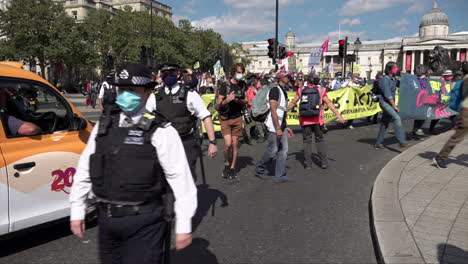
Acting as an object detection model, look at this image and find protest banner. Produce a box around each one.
[398,74,457,120]
[201,85,382,132]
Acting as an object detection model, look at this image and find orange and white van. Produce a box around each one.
[0,62,93,235]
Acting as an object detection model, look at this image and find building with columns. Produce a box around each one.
[244,1,467,79]
[0,0,172,22]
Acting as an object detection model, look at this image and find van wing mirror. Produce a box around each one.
[71,115,88,131]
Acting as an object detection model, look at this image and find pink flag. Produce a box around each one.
[321,36,329,53]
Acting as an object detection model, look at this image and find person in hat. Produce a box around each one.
[98,72,117,111]
[153,62,217,182]
[69,63,197,264]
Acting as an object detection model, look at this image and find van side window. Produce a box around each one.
[0,79,73,137]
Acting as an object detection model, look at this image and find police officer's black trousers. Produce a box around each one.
[183,135,200,182]
[97,207,167,264]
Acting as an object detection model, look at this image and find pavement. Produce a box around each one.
[372,131,468,264]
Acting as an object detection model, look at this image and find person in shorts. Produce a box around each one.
[216,63,248,181]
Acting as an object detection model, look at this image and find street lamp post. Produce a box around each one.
[352,37,362,75]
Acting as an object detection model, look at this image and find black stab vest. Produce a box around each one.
[89,110,167,203]
[156,86,196,137]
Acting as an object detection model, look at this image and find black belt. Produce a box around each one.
[97,200,162,218]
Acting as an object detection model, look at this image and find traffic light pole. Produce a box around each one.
[275,0,279,71]
[342,36,348,78]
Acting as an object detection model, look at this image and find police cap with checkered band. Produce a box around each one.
[112,63,154,87]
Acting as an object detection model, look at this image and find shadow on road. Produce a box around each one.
[192,184,228,232]
[171,238,218,264]
[0,218,97,257]
[236,156,255,170]
[419,151,468,168]
[438,243,468,263]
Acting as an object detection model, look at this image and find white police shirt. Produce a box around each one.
[69,107,197,234]
[146,83,211,120]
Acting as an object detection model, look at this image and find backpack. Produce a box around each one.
[449,80,464,112]
[371,80,381,95]
[214,81,231,114]
[299,86,322,117]
[252,83,277,122]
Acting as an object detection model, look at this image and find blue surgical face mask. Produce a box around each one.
[235,73,243,81]
[163,75,178,87]
[116,91,142,114]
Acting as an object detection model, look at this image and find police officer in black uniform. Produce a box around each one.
[98,72,117,111]
[70,63,197,264]
[154,63,217,181]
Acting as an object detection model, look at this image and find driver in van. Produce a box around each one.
[0,87,41,136]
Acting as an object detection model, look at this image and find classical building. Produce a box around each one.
[0,0,172,21]
[244,0,468,79]
[54,0,172,22]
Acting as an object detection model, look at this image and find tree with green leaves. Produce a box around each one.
[0,0,76,79]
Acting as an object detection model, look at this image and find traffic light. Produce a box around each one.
[278,46,287,59]
[338,39,345,58]
[267,38,275,58]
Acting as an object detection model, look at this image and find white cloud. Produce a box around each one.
[339,18,361,26]
[298,30,366,44]
[383,18,409,32]
[339,0,421,16]
[224,0,304,9]
[405,2,425,14]
[191,10,274,41]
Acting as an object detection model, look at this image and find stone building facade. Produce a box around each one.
[244,1,468,79]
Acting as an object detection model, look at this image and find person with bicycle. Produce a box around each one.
[154,63,217,182]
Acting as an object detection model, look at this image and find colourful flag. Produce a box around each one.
[219,67,225,78]
[213,60,221,75]
[193,61,200,69]
[321,36,330,53]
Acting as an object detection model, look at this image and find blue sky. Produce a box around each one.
[165,0,468,44]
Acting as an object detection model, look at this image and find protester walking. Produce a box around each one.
[374,61,410,149]
[433,61,468,168]
[255,74,294,182]
[287,75,345,169]
[216,63,248,181]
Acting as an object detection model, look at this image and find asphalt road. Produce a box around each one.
[0,94,452,264]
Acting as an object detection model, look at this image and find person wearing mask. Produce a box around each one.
[295,72,305,91]
[433,61,468,168]
[287,75,345,169]
[69,63,197,264]
[256,74,294,182]
[341,74,361,129]
[374,62,409,149]
[155,63,217,182]
[217,63,248,181]
[330,76,343,91]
